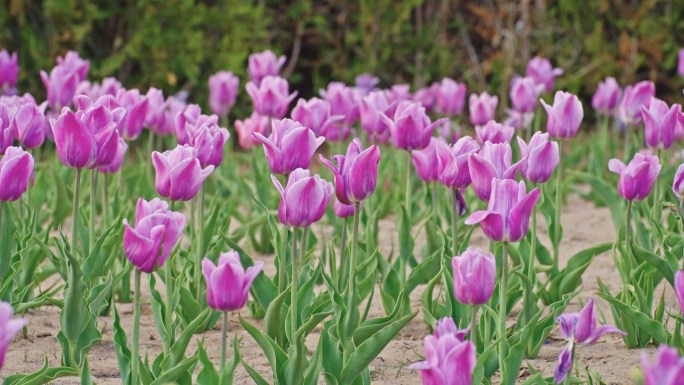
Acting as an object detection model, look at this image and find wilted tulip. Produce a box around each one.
[234,112,269,149]
[469,92,498,126]
[320,82,360,128]
[675,271,684,317]
[98,138,127,174]
[253,118,324,175]
[0,146,34,202]
[541,91,583,140]
[123,198,185,273]
[381,101,446,151]
[0,301,25,371]
[557,297,625,345]
[617,80,656,127]
[409,333,476,385]
[468,142,520,201]
[9,101,45,149]
[209,71,239,117]
[475,120,514,144]
[592,77,621,117]
[271,168,333,228]
[360,91,393,143]
[553,343,574,384]
[291,97,342,138]
[433,317,469,340]
[436,78,467,116]
[526,56,563,92]
[246,76,298,119]
[203,251,264,312]
[510,76,544,114]
[517,131,559,184]
[642,97,681,150]
[452,248,496,305]
[184,119,230,168]
[115,89,149,141]
[151,144,215,201]
[640,345,684,385]
[465,179,540,243]
[436,136,479,189]
[0,50,18,95]
[248,50,286,86]
[354,73,380,95]
[332,198,356,218]
[608,153,661,201]
[320,137,380,204]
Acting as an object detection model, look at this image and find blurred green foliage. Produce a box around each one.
[2,0,684,113]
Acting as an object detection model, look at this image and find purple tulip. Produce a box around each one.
[467,142,520,201]
[0,105,11,154]
[510,76,544,113]
[475,120,514,145]
[436,78,467,116]
[360,90,394,143]
[592,77,622,117]
[641,345,684,385]
[526,57,563,92]
[234,112,270,149]
[675,271,684,317]
[617,81,656,127]
[388,84,412,103]
[541,91,583,140]
[40,66,79,110]
[246,76,298,119]
[144,87,167,134]
[98,138,127,174]
[553,343,574,384]
[409,333,476,385]
[320,137,380,204]
[160,96,187,136]
[413,83,439,112]
[184,118,230,168]
[320,82,360,128]
[0,301,25,371]
[354,73,380,96]
[642,97,681,150]
[452,248,496,305]
[517,131,559,184]
[608,153,661,201]
[291,97,343,138]
[465,179,540,242]
[469,92,498,126]
[175,104,218,144]
[203,251,264,312]
[76,77,122,100]
[433,317,469,340]
[556,297,625,344]
[123,198,185,273]
[436,136,480,189]
[114,89,149,141]
[679,49,684,78]
[209,71,240,117]
[8,101,45,149]
[151,144,215,201]
[253,118,325,175]
[56,51,89,81]
[381,101,446,151]
[248,50,286,86]
[0,50,19,95]
[271,168,333,228]
[411,138,441,183]
[332,197,356,218]
[674,164,684,199]
[503,108,534,130]
[0,146,34,202]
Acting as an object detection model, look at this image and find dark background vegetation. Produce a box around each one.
[2,0,684,116]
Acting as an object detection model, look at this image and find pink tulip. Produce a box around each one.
[184,118,230,168]
[381,101,446,151]
[320,82,360,128]
[641,97,681,150]
[332,198,356,218]
[0,301,25,371]
[467,142,520,201]
[475,120,514,144]
[526,57,563,92]
[360,91,394,143]
[40,66,79,109]
[123,198,185,273]
[517,131,559,184]
[0,146,34,202]
[320,137,380,204]
[354,73,380,96]
[209,71,240,117]
[436,78,467,116]
[246,76,298,119]
[679,49,684,78]
[592,77,622,117]
[510,76,544,113]
[469,92,498,126]
[56,51,90,81]
[248,50,286,86]
[234,112,270,149]
[76,77,122,100]
[641,345,684,385]
[503,108,534,130]
[436,136,480,189]
[9,101,45,149]
[291,97,343,138]
[115,89,149,141]
[0,50,19,95]
[98,138,127,174]
[175,104,218,144]
[253,118,325,175]
[433,317,469,340]
[271,168,333,228]
[413,83,439,112]
[541,91,583,140]
[673,164,684,199]
[617,80,656,127]
[151,144,214,201]
[608,153,661,201]
[675,271,684,318]
[452,248,496,305]
[144,87,167,134]
[553,343,573,384]
[203,251,264,312]
[465,179,540,242]
[411,138,441,183]
[409,333,476,385]
[556,297,625,345]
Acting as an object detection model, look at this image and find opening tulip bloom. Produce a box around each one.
[467,142,520,201]
[592,77,621,117]
[0,50,19,95]
[525,56,563,92]
[320,137,380,204]
[475,120,514,144]
[234,112,269,149]
[9,102,46,149]
[608,153,661,201]
[184,119,230,168]
[151,144,215,201]
[175,104,219,144]
[381,101,446,151]
[202,251,264,312]
[0,301,25,371]
[675,271,684,317]
[452,248,496,305]
[320,82,360,128]
[291,97,343,138]
[0,146,34,202]
[641,97,681,150]
[517,131,560,184]
[40,66,79,110]
[641,345,684,385]
[465,179,540,243]
[360,90,394,143]
[123,198,185,273]
[208,71,239,117]
[271,168,333,228]
[433,317,469,340]
[411,137,441,183]
[248,50,286,86]
[409,333,476,385]
[541,91,584,140]
[617,80,656,127]
[246,75,297,119]
[436,78,467,116]
[436,136,480,189]
[469,92,498,126]
[253,118,325,175]
[510,76,544,114]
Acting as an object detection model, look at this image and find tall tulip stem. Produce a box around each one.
[220,311,228,369]
[529,184,538,283]
[89,170,98,254]
[625,200,633,248]
[347,202,361,297]
[336,218,348,287]
[102,174,109,228]
[72,169,82,259]
[164,201,175,356]
[451,189,460,257]
[499,242,509,377]
[470,305,479,343]
[552,141,563,275]
[196,185,205,299]
[132,269,141,385]
[405,150,412,211]
[652,149,661,221]
[290,227,299,343]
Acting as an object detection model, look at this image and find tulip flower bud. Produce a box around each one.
[98,138,127,174]
[185,119,230,168]
[209,71,239,117]
[608,153,661,201]
[468,142,520,201]
[435,78,467,116]
[151,144,214,201]
[123,198,185,273]
[517,131,559,184]
[235,112,270,149]
[246,76,298,119]
[452,248,496,305]
[10,102,46,149]
[354,73,380,96]
[0,146,34,202]
[0,50,19,95]
[57,51,90,81]
[541,91,583,140]
[203,251,264,312]
[248,50,286,86]
[144,88,168,135]
[253,118,324,175]
[673,164,684,199]
[381,101,446,151]
[510,76,544,113]
[475,120,514,144]
[115,89,149,141]
[320,82,360,128]
[617,81,656,127]
[640,345,684,385]
[0,301,25,370]
[433,317,468,340]
[411,138,440,182]
[642,97,681,150]
[592,77,621,117]
[40,66,79,110]
[436,136,480,189]
[675,271,684,318]
[409,334,476,383]
[469,92,498,126]
[413,83,439,112]
[291,97,343,138]
[271,168,333,228]
[332,198,356,218]
[360,91,393,143]
[526,56,563,92]
[320,137,380,204]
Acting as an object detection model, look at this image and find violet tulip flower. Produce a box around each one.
[608,153,661,201]
[433,317,469,340]
[409,333,476,385]
[360,90,394,143]
[517,131,559,184]
[541,91,584,140]
[592,77,621,117]
[184,119,230,168]
[641,345,684,385]
[320,82,360,128]
[203,250,264,312]
[381,101,446,151]
[151,144,215,201]
[271,168,333,228]
[413,83,439,112]
[436,136,480,189]
[675,271,684,317]
[246,76,297,119]
[98,138,127,174]
[248,50,286,86]
[9,102,45,149]
[253,118,324,175]
[144,87,167,134]
[0,106,10,155]
[0,50,18,95]
[332,198,356,218]
[115,89,149,141]
[641,97,681,150]
[510,76,544,114]
[556,297,625,345]
[209,71,239,117]
[679,49,684,78]
[467,142,520,201]
[57,51,90,81]
[354,73,380,95]
[673,164,684,199]
[526,56,563,92]
[469,92,498,126]
[411,138,441,183]
[452,248,496,305]
[0,146,34,202]
[475,120,514,144]
[123,198,185,273]
[234,112,269,149]
[291,97,342,138]
[40,66,79,110]
[465,179,540,243]
[319,137,380,204]
[617,80,656,127]
[175,104,218,144]
[436,78,467,116]
[0,301,25,371]
[553,343,574,384]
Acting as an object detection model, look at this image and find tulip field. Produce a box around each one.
[3,44,684,385]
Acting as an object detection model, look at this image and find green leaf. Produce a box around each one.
[149,355,198,385]
[2,357,78,385]
[597,292,668,343]
[112,306,132,385]
[197,343,219,385]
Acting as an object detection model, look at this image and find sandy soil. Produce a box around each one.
[1,193,668,384]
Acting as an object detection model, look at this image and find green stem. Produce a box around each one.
[347,202,361,297]
[220,311,228,369]
[451,189,459,257]
[405,150,412,212]
[290,227,299,343]
[72,169,82,260]
[498,242,509,378]
[553,141,563,275]
[335,218,347,287]
[470,305,479,343]
[529,199,538,281]
[196,185,205,299]
[623,124,631,160]
[431,182,439,226]
[652,149,661,221]
[625,200,633,247]
[102,174,109,229]
[164,254,174,355]
[132,269,141,385]
[89,170,98,254]
[278,229,288,293]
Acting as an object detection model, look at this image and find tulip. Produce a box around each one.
[642,97,681,150]
[475,120,514,144]
[115,89,149,141]
[0,301,25,371]
[360,90,394,143]
[184,119,230,168]
[673,164,684,199]
[246,76,298,119]
[608,153,661,201]
[411,138,441,183]
[467,142,520,201]
[152,144,215,201]
[437,119,461,145]
[388,84,412,102]
[503,108,534,130]
[0,106,12,155]
[617,80,656,127]
[381,101,446,151]
[526,56,563,92]
[175,104,218,144]
[209,71,240,117]
[541,91,583,140]
[248,50,286,86]
[413,83,439,112]
[145,87,167,134]
[320,82,360,128]
[253,118,324,175]
[0,146,34,202]
[40,66,79,110]
[76,77,123,100]
[160,96,187,136]
[57,51,89,81]
[517,131,559,184]
[452,248,496,305]
[203,250,264,312]
[553,343,573,384]
[433,317,469,340]
[332,198,356,218]
[679,49,684,78]
[510,76,544,114]
[291,97,343,138]
[234,112,270,149]
[641,345,684,385]
[592,77,621,117]
[354,73,380,95]
[10,102,45,149]
[409,334,476,385]
[98,138,127,174]
[675,271,684,317]
[436,136,480,190]
[0,50,18,95]
[271,168,333,228]
[319,137,380,204]
[469,92,498,126]
[436,78,467,116]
